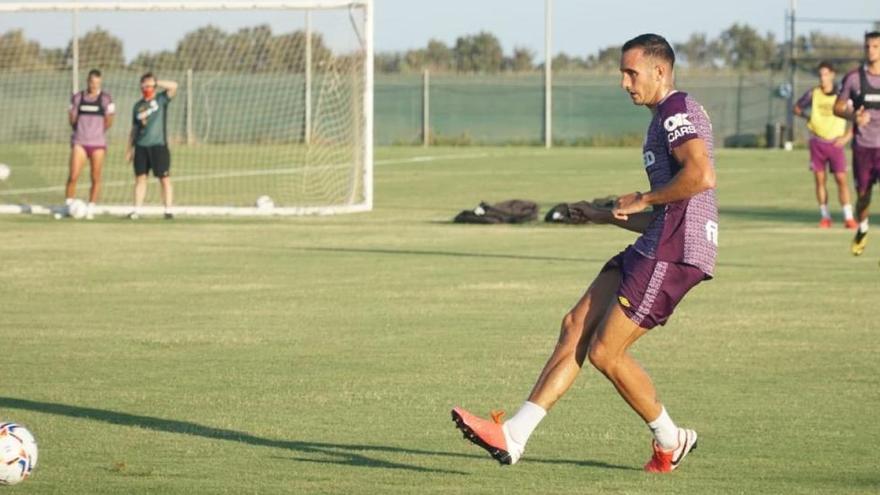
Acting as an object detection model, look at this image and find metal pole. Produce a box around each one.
[422,69,430,147]
[735,73,743,137]
[363,0,374,210]
[304,10,312,146]
[544,0,552,148]
[186,68,194,145]
[72,8,79,94]
[785,0,796,151]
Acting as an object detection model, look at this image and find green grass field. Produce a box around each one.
[1,146,878,494]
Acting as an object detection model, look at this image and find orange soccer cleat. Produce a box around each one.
[644,428,698,473]
[819,218,832,229]
[451,407,516,465]
[844,218,858,230]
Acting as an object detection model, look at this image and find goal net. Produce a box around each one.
[0,1,373,216]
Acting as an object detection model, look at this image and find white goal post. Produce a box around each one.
[0,1,373,217]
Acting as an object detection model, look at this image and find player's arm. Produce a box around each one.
[125,124,137,162]
[565,199,657,233]
[68,94,78,129]
[835,125,854,147]
[104,97,115,131]
[833,96,853,120]
[834,79,871,127]
[613,138,715,220]
[157,80,178,99]
[793,91,810,119]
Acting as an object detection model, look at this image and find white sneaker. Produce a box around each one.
[127,212,139,220]
[85,203,95,220]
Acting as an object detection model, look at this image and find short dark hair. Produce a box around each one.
[866,31,880,41]
[140,72,156,84]
[87,68,101,79]
[622,33,675,68]
[817,60,835,73]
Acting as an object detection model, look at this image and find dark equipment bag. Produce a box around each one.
[454,199,539,224]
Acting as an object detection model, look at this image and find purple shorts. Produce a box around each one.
[809,137,846,174]
[853,143,880,195]
[601,246,707,330]
[73,144,106,159]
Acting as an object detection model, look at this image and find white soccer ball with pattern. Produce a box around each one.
[0,163,10,181]
[255,195,274,210]
[0,423,38,486]
[68,199,87,219]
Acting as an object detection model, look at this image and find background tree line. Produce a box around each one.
[0,22,873,74]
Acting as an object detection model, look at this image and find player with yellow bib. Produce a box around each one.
[794,61,856,229]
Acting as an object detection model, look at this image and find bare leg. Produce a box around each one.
[134,174,148,209]
[89,149,105,204]
[527,268,620,411]
[833,172,851,208]
[814,170,828,210]
[159,177,173,209]
[66,146,86,200]
[587,304,659,422]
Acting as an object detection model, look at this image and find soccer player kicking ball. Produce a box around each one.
[452,34,718,473]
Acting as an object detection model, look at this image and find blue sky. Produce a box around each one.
[1,0,877,60]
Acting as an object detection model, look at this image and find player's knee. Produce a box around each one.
[558,312,584,346]
[587,341,614,373]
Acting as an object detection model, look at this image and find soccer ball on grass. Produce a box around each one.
[68,199,88,219]
[0,423,38,485]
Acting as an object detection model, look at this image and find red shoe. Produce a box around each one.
[844,219,858,230]
[451,407,516,465]
[819,218,832,229]
[644,428,698,473]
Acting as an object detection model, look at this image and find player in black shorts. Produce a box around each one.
[125,72,178,219]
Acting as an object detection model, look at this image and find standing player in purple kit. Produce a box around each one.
[794,61,856,229]
[452,34,717,473]
[66,69,115,220]
[835,31,880,257]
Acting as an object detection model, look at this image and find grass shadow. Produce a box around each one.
[720,206,817,225]
[0,397,638,474]
[291,246,603,264]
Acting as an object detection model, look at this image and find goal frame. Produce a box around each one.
[0,1,374,217]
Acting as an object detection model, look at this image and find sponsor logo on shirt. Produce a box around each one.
[643,150,656,168]
[664,112,697,143]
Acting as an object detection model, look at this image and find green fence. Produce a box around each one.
[375,72,804,147]
[1,70,809,149]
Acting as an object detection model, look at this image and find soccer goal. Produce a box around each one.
[0,1,373,216]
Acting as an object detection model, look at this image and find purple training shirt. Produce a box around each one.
[634,91,718,277]
[70,91,115,147]
[839,66,880,149]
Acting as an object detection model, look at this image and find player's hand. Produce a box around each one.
[855,107,871,127]
[612,192,648,221]
[125,149,133,163]
[833,136,850,148]
[573,201,612,224]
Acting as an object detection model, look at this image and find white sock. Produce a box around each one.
[843,204,854,221]
[65,198,74,206]
[647,407,679,450]
[819,204,830,219]
[505,401,546,447]
[860,219,869,234]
